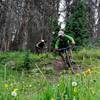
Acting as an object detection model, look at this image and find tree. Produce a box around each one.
[65,0,90,46]
[49,17,60,49]
[0,0,60,51]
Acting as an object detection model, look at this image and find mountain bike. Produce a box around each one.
[56,46,75,73]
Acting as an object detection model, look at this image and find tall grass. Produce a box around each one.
[0,48,100,100]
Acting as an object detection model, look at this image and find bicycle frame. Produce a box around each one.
[58,47,72,69]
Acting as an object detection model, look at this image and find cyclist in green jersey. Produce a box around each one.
[54,30,75,65]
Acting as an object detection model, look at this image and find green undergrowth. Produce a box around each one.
[0,48,100,100]
[73,48,100,68]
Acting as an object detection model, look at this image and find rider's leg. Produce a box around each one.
[67,49,75,73]
[59,52,69,70]
[68,48,73,59]
[68,48,76,64]
[59,52,65,62]
[66,52,72,68]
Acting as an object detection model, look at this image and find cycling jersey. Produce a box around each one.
[55,34,75,49]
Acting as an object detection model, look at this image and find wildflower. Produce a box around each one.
[11,91,17,97]
[11,88,18,97]
[96,90,100,93]
[13,88,18,92]
[84,69,91,75]
[72,82,77,87]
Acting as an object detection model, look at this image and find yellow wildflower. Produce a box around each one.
[13,88,18,92]
[96,90,100,93]
[84,69,91,76]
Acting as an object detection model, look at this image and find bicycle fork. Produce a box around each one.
[65,54,75,73]
[65,55,71,68]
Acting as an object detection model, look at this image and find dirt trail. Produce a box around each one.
[46,59,83,74]
[53,59,64,72]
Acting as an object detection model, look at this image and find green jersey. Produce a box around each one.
[55,35,75,49]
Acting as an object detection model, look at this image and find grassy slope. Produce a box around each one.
[0,48,100,100]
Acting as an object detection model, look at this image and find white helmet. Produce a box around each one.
[58,30,64,36]
[41,40,44,42]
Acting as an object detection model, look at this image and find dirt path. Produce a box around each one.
[46,58,83,75]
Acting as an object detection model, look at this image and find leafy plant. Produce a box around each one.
[22,50,31,70]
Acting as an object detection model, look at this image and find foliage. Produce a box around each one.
[48,17,60,49]
[65,0,90,46]
[21,50,31,70]
[0,48,100,99]
[0,64,100,100]
[49,17,60,34]
[92,37,100,47]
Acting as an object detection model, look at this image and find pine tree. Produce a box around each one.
[65,0,90,45]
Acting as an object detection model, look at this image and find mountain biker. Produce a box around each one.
[54,30,75,67]
[35,39,46,54]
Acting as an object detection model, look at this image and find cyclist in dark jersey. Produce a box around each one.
[54,30,75,64]
[35,40,46,54]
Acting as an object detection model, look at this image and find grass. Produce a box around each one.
[0,48,100,100]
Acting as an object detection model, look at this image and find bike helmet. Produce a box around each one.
[58,30,64,36]
[41,39,45,42]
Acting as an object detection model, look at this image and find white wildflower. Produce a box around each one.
[72,82,77,87]
[11,91,17,97]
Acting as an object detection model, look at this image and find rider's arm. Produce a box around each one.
[65,35,75,44]
[36,42,41,47]
[55,39,60,49]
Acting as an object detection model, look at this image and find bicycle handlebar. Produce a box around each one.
[57,46,72,52]
[58,47,70,51]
